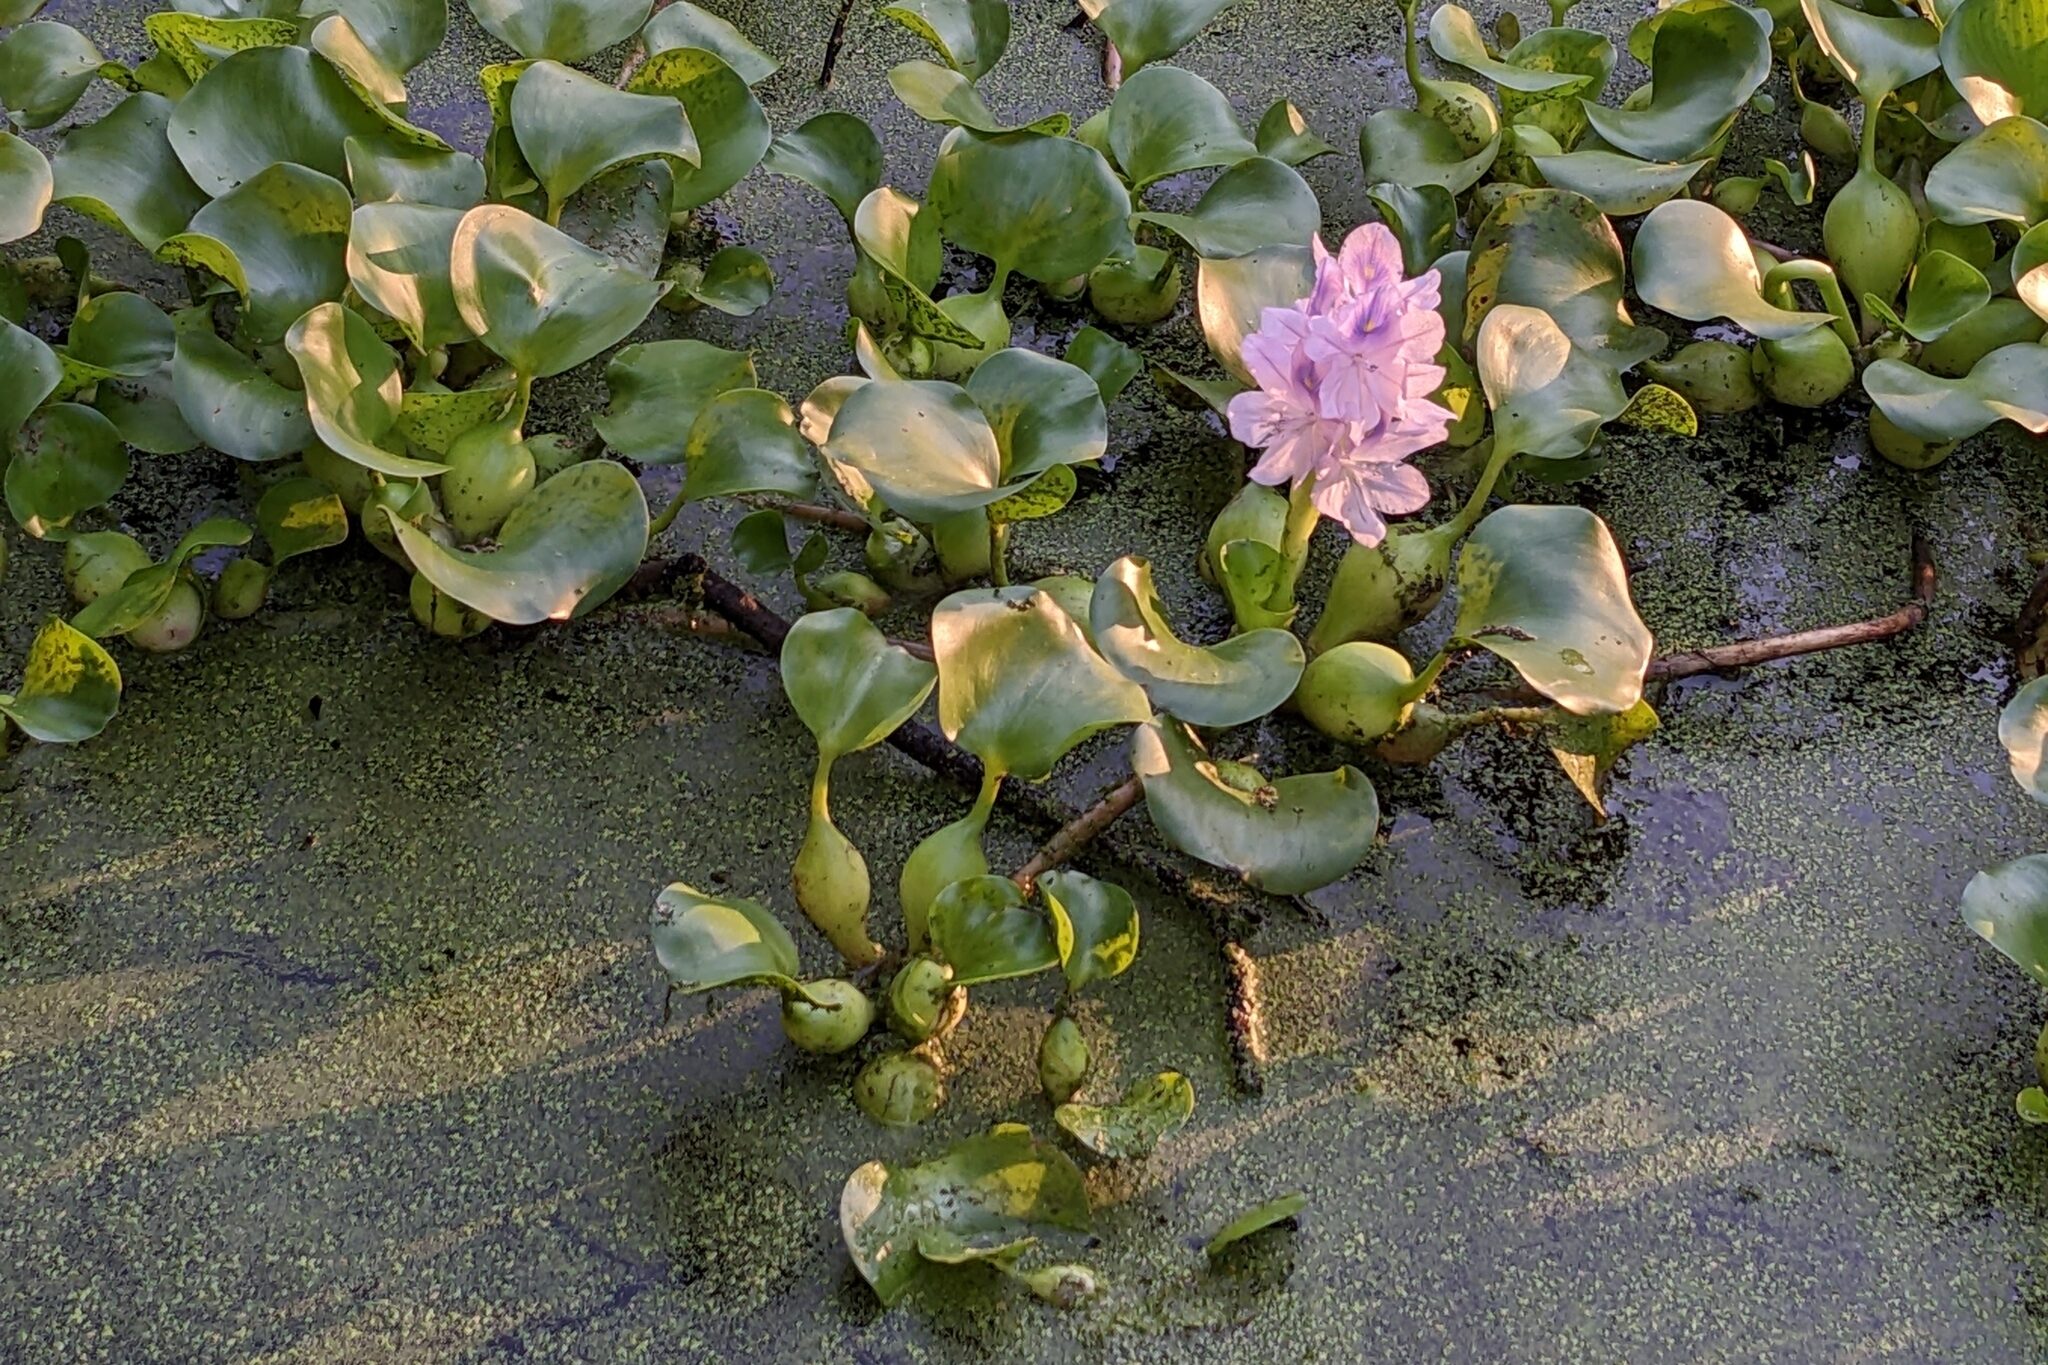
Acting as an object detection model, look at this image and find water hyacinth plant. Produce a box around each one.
[2,0,2046,1315]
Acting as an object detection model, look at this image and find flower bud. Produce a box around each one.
[1642,340,1762,414]
[129,578,205,654]
[1751,329,1854,408]
[1295,642,1419,743]
[887,957,956,1041]
[1868,408,1954,470]
[1918,298,2045,377]
[1038,1016,1090,1104]
[212,558,270,620]
[63,531,150,606]
[1087,247,1183,327]
[1305,523,1455,651]
[440,417,536,543]
[794,811,882,968]
[780,978,875,1054]
[1375,702,1458,766]
[1201,483,1288,586]
[1823,167,1919,321]
[897,811,989,953]
[409,571,490,639]
[852,1051,946,1126]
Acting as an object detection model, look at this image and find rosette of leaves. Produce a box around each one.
[779,609,938,967]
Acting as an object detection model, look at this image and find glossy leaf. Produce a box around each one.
[1581,5,1771,163]
[1939,0,2048,124]
[71,516,252,638]
[934,587,1152,780]
[840,1128,1090,1307]
[1631,199,1835,341]
[986,464,1076,524]
[1452,504,1652,715]
[511,60,697,211]
[927,128,1134,286]
[781,607,937,759]
[1089,0,1242,73]
[1055,1072,1194,1159]
[642,1,779,84]
[0,618,121,744]
[1464,188,1663,370]
[0,132,50,245]
[1255,99,1337,165]
[93,367,200,456]
[559,159,674,276]
[823,379,1009,520]
[1530,150,1705,215]
[649,882,801,994]
[344,136,487,208]
[1132,718,1379,895]
[624,47,770,213]
[1089,556,1303,727]
[1196,243,1314,385]
[679,389,816,502]
[763,112,884,225]
[1366,182,1456,277]
[1476,305,1631,461]
[929,876,1058,986]
[880,0,1010,79]
[1136,156,1319,258]
[1961,855,2048,988]
[1999,675,2048,803]
[256,476,349,563]
[468,0,654,61]
[346,202,470,352]
[171,311,313,462]
[158,161,354,345]
[1066,326,1144,404]
[596,339,755,465]
[0,20,105,129]
[450,204,669,379]
[1039,868,1139,991]
[888,59,1065,136]
[309,0,448,74]
[1802,0,1940,105]
[44,94,202,254]
[1358,107,1499,195]
[393,382,514,455]
[1108,65,1255,188]
[1430,5,1583,92]
[62,292,175,384]
[964,348,1108,482]
[1923,116,2048,226]
[286,302,444,477]
[1899,251,1993,342]
[1205,1193,1307,1258]
[0,320,59,444]
[389,459,649,624]
[1862,343,2048,440]
[5,404,128,539]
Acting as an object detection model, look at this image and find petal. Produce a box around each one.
[1310,473,1390,546]
[1227,390,1303,447]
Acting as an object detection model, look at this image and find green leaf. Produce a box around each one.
[1358,107,1500,195]
[468,0,654,62]
[71,516,252,638]
[1862,343,2048,440]
[1130,717,1379,895]
[1582,4,1771,163]
[1136,156,1319,258]
[641,1,779,84]
[1999,676,2048,802]
[1631,199,1836,341]
[1039,868,1139,990]
[1452,504,1653,715]
[347,201,472,353]
[1961,855,2048,988]
[880,0,1010,79]
[256,475,349,563]
[168,44,435,196]
[157,161,354,345]
[61,292,175,384]
[596,339,755,465]
[1255,99,1336,165]
[669,245,774,316]
[848,187,981,347]
[1054,1072,1194,1159]
[307,0,449,74]
[1065,326,1144,404]
[927,128,1135,286]
[731,508,790,573]
[306,12,410,110]
[1089,555,1303,727]
[0,618,121,743]
[344,136,486,208]
[1923,116,2048,226]
[680,389,817,502]
[780,607,937,759]
[1498,26,1616,144]
[0,132,50,246]
[558,159,674,276]
[390,459,648,624]
[5,404,129,539]
[1548,698,1660,814]
[286,302,444,477]
[171,310,314,462]
[624,47,770,213]
[46,93,205,254]
[840,1128,1090,1307]
[1899,250,1993,342]
[0,20,105,129]
[1476,304,1631,461]
[143,11,296,85]
[1464,188,1664,371]
[393,382,514,455]
[1430,5,1584,92]
[929,876,1058,985]
[1107,64,1255,188]
[1802,0,1940,105]
[763,111,883,226]
[1089,0,1242,73]
[1530,150,1706,216]
[93,367,200,456]
[649,882,801,994]
[823,378,1011,520]
[888,59,1067,136]
[1195,243,1314,385]
[934,586,1152,780]
[511,59,698,210]
[986,464,1077,524]
[450,204,669,379]
[1367,181,1457,276]
[965,348,1108,482]
[1204,1192,1307,1259]
[1939,0,2048,124]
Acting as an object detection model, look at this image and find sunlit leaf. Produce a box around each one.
[468,0,654,62]
[511,59,698,210]
[763,111,884,225]
[450,204,669,379]
[1923,115,2048,226]
[1899,250,1993,341]
[1136,156,1319,258]
[1452,504,1652,715]
[256,475,349,563]
[1089,555,1303,727]
[1961,855,2048,988]
[888,59,1066,136]
[0,20,106,129]
[1089,0,1242,73]
[71,516,251,638]
[344,136,486,208]
[1802,0,1940,105]
[347,201,472,352]
[1055,1072,1193,1159]
[286,302,443,477]
[306,0,449,74]
[880,0,1010,79]
[781,606,936,759]
[1476,304,1630,461]
[1255,99,1336,165]
[596,338,755,465]
[641,1,779,84]
[389,459,649,623]
[1205,1192,1306,1259]
[823,378,1009,520]
[0,132,50,245]
[1549,698,1660,814]
[143,11,296,86]
[1430,4,1584,92]
[0,618,121,744]
[1195,243,1313,384]
[1582,4,1771,163]
[1530,150,1705,215]
[624,47,770,212]
[680,389,816,502]
[649,882,801,994]
[1862,343,2048,440]
[928,128,1134,286]
[1464,188,1664,369]
[1631,198,1836,340]
[1039,868,1139,991]
[1939,0,2048,124]
[158,161,354,345]
[1108,64,1255,188]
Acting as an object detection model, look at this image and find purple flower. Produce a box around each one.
[1226,223,1454,547]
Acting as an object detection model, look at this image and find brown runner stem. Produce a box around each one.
[821,0,857,87]
[1012,777,1145,894]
